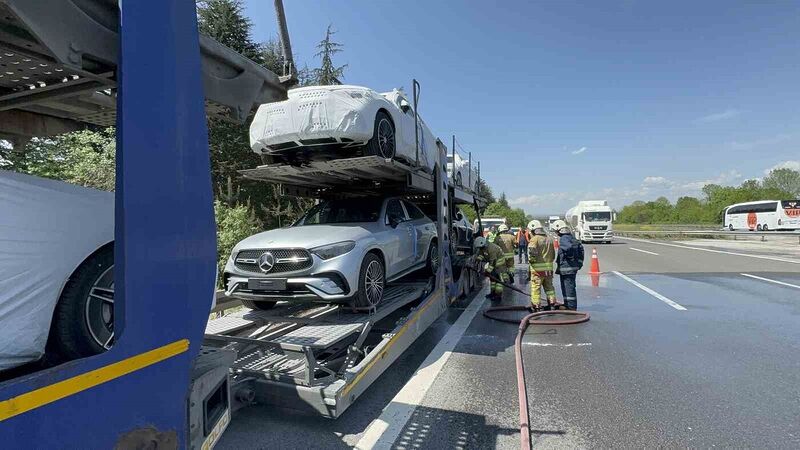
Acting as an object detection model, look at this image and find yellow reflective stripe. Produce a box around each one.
[504,253,514,258]
[0,339,189,422]
[531,263,552,270]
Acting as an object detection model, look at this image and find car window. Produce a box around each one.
[300,198,382,225]
[385,200,407,225]
[403,200,426,220]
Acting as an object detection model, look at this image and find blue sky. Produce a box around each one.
[244,0,800,214]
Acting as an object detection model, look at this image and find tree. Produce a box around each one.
[197,0,264,64]
[313,25,347,85]
[475,178,495,203]
[498,192,509,208]
[763,168,800,197]
[1,128,116,191]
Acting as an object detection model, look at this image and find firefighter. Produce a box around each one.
[474,236,508,302]
[487,225,498,243]
[552,219,584,310]
[526,220,557,311]
[496,224,517,283]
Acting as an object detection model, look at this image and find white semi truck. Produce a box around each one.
[565,200,615,243]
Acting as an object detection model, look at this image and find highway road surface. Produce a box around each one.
[218,237,800,449]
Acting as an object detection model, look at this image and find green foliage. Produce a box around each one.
[617,173,799,224]
[197,0,264,63]
[475,178,495,203]
[215,200,261,282]
[763,168,800,197]
[0,128,116,191]
[483,201,530,228]
[313,25,347,85]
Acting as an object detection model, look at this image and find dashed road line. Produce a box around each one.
[629,247,659,256]
[356,287,488,449]
[618,236,800,264]
[613,271,687,311]
[740,273,800,290]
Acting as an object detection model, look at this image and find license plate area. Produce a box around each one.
[248,278,287,291]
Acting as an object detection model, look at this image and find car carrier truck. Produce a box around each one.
[0,1,485,447]
[565,200,615,243]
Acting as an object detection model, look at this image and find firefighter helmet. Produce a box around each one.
[473,236,488,250]
[527,220,543,231]
[552,219,570,233]
[498,224,509,232]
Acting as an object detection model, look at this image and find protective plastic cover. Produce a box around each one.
[250,85,436,172]
[0,170,113,370]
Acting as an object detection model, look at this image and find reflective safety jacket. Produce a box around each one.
[477,242,507,272]
[487,231,497,243]
[497,233,516,260]
[528,233,555,275]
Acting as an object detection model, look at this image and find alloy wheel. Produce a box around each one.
[376,118,396,159]
[84,266,115,350]
[364,260,385,306]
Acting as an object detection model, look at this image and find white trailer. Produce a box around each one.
[547,216,560,229]
[565,200,615,243]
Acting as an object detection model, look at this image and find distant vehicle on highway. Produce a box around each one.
[565,200,615,243]
[249,85,437,171]
[723,200,800,231]
[547,215,560,229]
[474,216,506,236]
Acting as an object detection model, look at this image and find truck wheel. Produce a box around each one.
[367,111,396,159]
[241,299,277,310]
[47,245,114,362]
[426,241,440,275]
[353,253,385,308]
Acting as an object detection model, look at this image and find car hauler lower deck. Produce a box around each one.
[207,139,484,418]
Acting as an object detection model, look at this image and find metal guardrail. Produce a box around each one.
[616,230,800,244]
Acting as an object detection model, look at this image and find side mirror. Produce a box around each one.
[399,99,411,113]
[456,211,464,221]
[389,215,404,228]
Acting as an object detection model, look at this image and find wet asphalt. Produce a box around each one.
[219,238,800,449]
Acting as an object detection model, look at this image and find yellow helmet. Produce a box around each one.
[498,224,509,232]
[527,220,543,231]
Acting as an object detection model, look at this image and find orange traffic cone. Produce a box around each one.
[589,247,600,274]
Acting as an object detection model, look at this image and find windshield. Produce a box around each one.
[299,198,383,225]
[583,211,611,222]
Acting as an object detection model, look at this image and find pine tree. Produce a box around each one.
[313,25,347,85]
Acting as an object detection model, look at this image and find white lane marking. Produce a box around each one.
[523,342,592,347]
[740,273,800,290]
[613,271,687,311]
[356,288,488,449]
[618,236,800,264]
[629,247,659,256]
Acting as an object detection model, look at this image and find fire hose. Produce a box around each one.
[465,265,590,449]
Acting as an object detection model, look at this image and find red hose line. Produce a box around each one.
[484,306,590,449]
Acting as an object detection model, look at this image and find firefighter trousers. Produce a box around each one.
[530,272,556,306]
[560,274,578,309]
[490,270,509,297]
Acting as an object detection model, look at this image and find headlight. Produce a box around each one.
[310,241,356,260]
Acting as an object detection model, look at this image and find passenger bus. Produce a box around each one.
[723,200,800,231]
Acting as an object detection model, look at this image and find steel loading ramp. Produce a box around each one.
[0,0,286,141]
[205,280,432,388]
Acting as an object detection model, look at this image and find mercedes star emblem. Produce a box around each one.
[258,251,276,273]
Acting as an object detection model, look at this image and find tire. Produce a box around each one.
[366,111,396,159]
[426,240,440,275]
[757,224,763,231]
[241,299,277,310]
[353,253,385,308]
[763,224,769,231]
[729,224,734,231]
[47,245,115,362]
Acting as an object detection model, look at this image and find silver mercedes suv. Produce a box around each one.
[223,196,438,309]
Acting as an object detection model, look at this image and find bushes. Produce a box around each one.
[215,201,262,283]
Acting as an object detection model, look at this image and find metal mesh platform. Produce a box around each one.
[239,156,435,197]
[272,323,364,349]
[0,0,286,139]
